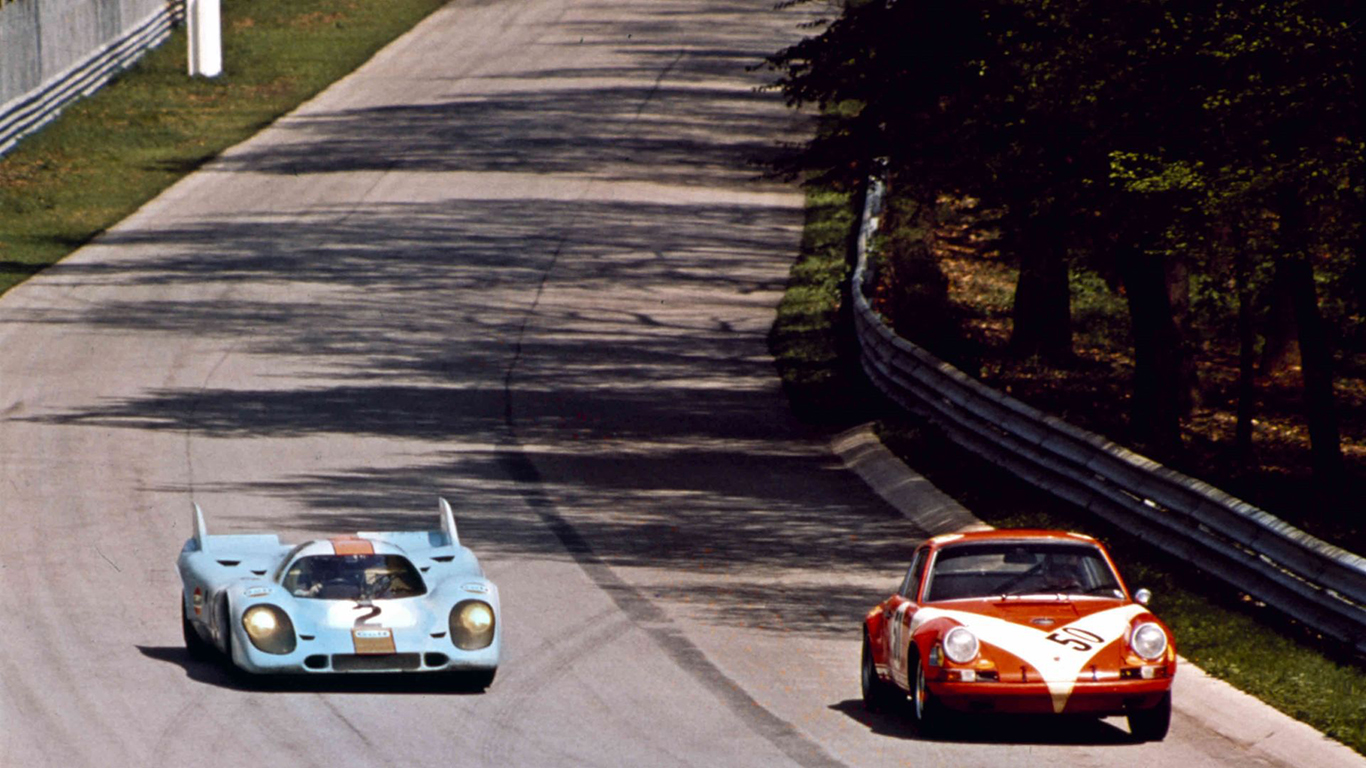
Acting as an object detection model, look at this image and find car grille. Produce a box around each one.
[330,653,422,672]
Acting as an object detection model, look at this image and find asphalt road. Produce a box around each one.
[0,1,1360,766]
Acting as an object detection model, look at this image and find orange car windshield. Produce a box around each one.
[923,542,1122,601]
[281,554,427,600]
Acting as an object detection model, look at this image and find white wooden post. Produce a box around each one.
[187,0,223,78]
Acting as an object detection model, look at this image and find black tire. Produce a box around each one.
[182,596,213,661]
[911,651,945,736]
[217,596,235,664]
[464,668,496,691]
[1128,691,1171,742]
[860,635,902,712]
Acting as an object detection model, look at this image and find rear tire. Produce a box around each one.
[181,596,213,661]
[911,651,945,736]
[860,635,902,712]
[1128,691,1171,741]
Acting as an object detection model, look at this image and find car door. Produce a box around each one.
[884,545,930,690]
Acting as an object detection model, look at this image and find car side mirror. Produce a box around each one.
[1133,588,1152,606]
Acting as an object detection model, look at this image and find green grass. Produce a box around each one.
[770,181,1366,756]
[767,186,877,425]
[0,0,450,295]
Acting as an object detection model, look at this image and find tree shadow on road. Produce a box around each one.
[13,0,916,643]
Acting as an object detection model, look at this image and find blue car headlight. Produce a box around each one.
[242,604,297,655]
[450,600,496,650]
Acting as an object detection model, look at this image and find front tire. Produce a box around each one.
[911,650,945,736]
[216,596,236,666]
[1128,691,1171,741]
[861,635,902,712]
[464,668,496,691]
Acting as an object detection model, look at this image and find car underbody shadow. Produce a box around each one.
[829,698,1139,745]
[136,645,491,694]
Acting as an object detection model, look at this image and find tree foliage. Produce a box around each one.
[768,0,1362,476]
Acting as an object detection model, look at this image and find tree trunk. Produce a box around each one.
[1233,237,1256,459]
[1165,256,1200,411]
[1259,266,1300,375]
[1279,258,1345,486]
[1008,210,1073,362]
[1117,246,1186,458]
[1274,190,1345,488]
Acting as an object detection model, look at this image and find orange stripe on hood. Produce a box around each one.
[331,536,374,556]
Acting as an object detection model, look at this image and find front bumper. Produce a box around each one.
[231,625,499,675]
[931,677,1173,715]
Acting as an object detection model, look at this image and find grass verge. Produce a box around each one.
[767,186,878,426]
[0,0,450,296]
[770,181,1366,755]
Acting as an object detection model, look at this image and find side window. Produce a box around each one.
[899,548,927,599]
[911,548,932,601]
[274,543,310,584]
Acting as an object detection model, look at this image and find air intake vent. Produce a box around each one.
[332,653,421,672]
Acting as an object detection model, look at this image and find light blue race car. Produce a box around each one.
[177,498,499,688]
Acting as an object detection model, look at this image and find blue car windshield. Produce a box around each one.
[281,554,426,600]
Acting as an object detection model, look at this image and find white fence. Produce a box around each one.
[0,0,181,156]
[851,175,1366,655]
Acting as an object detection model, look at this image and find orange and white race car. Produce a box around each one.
[861,529,1176,740]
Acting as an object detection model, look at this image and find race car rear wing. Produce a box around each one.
[185,503,285,556]
[358,497,481,574]
[358,496,460,549]
[183,498,478,575]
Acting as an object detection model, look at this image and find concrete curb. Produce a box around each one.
[830,422,989,536]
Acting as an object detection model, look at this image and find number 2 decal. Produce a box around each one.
[353,603,382,627]
[1046,626,1104,652]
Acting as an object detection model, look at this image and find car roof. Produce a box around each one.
[287,537,411,561]
[925,529,1100,549]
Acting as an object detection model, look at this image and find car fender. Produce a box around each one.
[428,576,502,654]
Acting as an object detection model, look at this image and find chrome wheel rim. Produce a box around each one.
[914,660,926,720]
[860,642,873,695]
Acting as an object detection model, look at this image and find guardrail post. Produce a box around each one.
[187,0,222,78]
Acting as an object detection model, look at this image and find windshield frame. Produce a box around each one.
[279,553,428,601]
[921,540,1125,603]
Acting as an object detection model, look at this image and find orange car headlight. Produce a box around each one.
[1130,622,1168,661]
[942,627,979,664]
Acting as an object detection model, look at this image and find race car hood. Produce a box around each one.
[913,599,1156,712]
[931,595,1126,628]
[289,595,430,631]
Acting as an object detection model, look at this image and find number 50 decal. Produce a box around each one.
[1046,626,1104,652]
[888,604,911,675]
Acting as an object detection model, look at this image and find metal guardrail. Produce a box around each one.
[850,175,1366,655]
[0,0,182,157]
